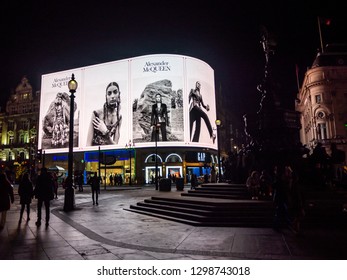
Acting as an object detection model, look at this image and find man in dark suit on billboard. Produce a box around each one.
[151,93,169,141]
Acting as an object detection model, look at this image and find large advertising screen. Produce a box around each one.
[38,54,217,153]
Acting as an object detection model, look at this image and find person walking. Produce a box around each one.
[18,172,34,223]
[89,172,100,205]
[0,172,14,230]
[33,168,55,227]
[246,170,260,200]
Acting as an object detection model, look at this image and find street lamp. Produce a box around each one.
[125,140,135,186]
[64,73,78,212]
[154,123,160,190]
[215,119,222,182]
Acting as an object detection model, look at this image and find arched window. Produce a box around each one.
[145,154,163,163]
[165,153,183,163]
[316,111,328,140]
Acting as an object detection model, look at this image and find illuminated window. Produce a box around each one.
[317,123,327,140]
[19,134,25,144]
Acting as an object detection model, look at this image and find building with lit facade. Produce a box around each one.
[296,45,347,157]
[0,77,40,182]
[37,54,222,185]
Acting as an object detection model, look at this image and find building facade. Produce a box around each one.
[296,47,347,158]
[0,77,40,182]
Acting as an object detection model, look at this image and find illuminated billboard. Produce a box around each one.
[38,54,217,153]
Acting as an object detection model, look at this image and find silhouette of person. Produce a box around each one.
[33,167,55,227]
[0,172,14,230]
[52,172,59,198]
[189,81,215,143]
[78,173,84,192]
[87,82,122,146]
[190,174,198,190]
[272,165,292,230]
[246,170,260,200]
[330,143,346,184]
[89,172,100,205]
[18,172,34,223]
[151,93,169,141]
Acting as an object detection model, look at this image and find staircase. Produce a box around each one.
[125,183,347,228]
[125,183,274,227]
[182,183,253,200]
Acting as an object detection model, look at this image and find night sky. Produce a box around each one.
[1,0,345,118]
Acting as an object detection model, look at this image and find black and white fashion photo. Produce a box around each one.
[41,92,78,149]
[189,81,215,143]
[132,79,184,143]
[86,82,122,146]
[151,93,169,141]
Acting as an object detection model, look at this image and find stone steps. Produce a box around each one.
[125,183,347,228]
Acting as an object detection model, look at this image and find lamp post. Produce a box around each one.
[215,119,222,182]
[64,73,78,212]
[125,140,135,186]
[155,123,160,190]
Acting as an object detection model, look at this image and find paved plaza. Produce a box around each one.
[1,185,347,260]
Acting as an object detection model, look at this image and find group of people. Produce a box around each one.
[108,173,123,186]
[0,168,55,230]
[246,165,305,234]
[0,168,103,230]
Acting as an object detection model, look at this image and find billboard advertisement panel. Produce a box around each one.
[38,54,216,153]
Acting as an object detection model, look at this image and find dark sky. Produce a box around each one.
[1,0,346,118]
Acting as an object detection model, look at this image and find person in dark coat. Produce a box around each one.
[18,172,34,223]
[89,172,100,205]
[0,172,14,230]
[33,167,55,227]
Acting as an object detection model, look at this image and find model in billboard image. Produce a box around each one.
[87,82,122,146]
[132,79,184,142]
[151,93,168,141]
[42,92,78,148]
[189,81,215,143]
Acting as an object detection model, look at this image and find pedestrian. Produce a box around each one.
[190,174,198,190]
[18,172,34,223]
[33,167,55,227]
[272,165,291,230]
[78,173,84,192]
[260,169,272,197]
[246,170,260,200]
[289,169,305,234]
[0,172,14,230]
[89,172,100,205]
[52,172,59,199]
[109,173,113,186]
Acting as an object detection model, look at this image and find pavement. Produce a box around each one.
[1,184,347,260]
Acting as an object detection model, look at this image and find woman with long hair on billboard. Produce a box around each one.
[189,81,215,143]
[87,82,122,146]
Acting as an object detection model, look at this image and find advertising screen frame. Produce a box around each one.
[38,54,217,153]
